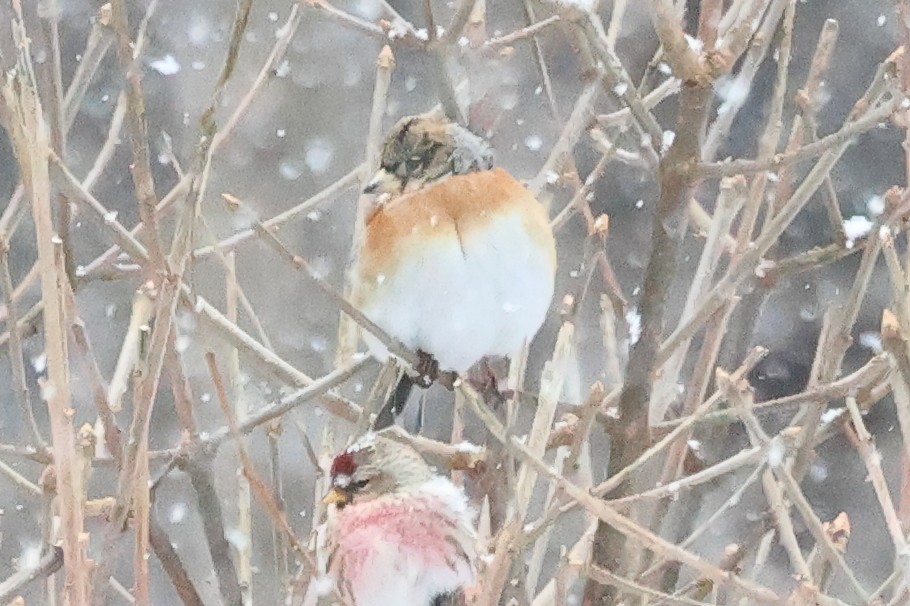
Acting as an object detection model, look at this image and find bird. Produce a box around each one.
[353,112,557,427]
[318,432,477,605]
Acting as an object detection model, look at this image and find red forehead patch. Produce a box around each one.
[330,452,357,477]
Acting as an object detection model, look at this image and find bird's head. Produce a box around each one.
[322,433,434,509]
[362,112,493,195]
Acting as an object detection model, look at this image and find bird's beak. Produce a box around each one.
[362,168,398,195]
[322,486,351,507]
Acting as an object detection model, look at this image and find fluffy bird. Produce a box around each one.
[319,433,477,605]
[354,113,557,425]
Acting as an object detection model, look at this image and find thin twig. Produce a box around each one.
[191,164,362,260]
[464,386,783,604]
[660,92,902,366]
[186,453,243,604]
[109,0,166,270]
[0,547,64,603]
[1,17,91,602]
[0,239,43,445]
[484,15,561,51]
[700,93,903,178]
[586,39,716,602]
[337,45,395,362]
[226,252,254,605]
[205,353,326,586]
[63,4,114,131]
[253,221,419,368]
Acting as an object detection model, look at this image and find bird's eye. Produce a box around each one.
[404,158,423,176]
[351,479,369,491]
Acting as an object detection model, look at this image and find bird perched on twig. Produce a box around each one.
[317,432,477,605]
[353,112,557,427]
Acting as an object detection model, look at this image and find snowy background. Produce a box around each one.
[0,0,905,603]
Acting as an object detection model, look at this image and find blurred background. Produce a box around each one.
[0,0,905,603]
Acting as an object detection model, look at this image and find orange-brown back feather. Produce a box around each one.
[359,168,555,281]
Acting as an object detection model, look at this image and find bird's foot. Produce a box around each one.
[414,350,439,388]
[468,361,506,409]
[437,370,458,391]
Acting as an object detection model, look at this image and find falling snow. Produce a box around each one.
[821,408,844,424]
[843,215,874,244]
[859,332,883,353]
[715,76,750,107]
[149,54,182,76]
[313,575,337,597]
[169,502,188,524]
[799,305,817,322]
[767,438,786,468]
[559,0,596,10]
[387,18,412,40]
[39,382,56,402]
[866,194,885,215]
[187,18,211,47]
[175,335,190,353]
[352,0,382,20]
[31,353,47,374]
[305,139,334,174]
[684,34,704,53]
[226,528,250,552]
[310,336,328,352]
[625,308,641,345]
[279,158,304,180]
[19,543,42,571]
[809,461,828,482]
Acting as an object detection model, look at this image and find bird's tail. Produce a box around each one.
[372,373,415,430]
[432,591,465,606]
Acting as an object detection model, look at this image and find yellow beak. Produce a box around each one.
[362,168,399,194]
[322,486,351,507]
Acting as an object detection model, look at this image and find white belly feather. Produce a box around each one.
[358,211,554,372]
